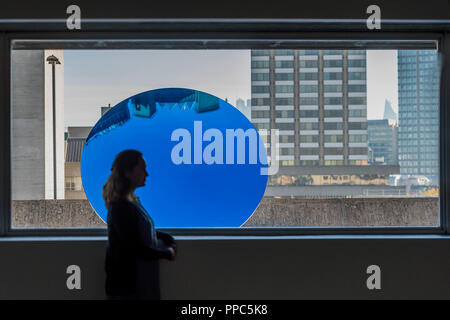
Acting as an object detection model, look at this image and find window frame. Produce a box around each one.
[1,28,449,237]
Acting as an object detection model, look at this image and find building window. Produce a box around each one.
[65,176,83,191]
[299,60,318,68]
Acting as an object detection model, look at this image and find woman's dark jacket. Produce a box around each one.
[105,198,175,296]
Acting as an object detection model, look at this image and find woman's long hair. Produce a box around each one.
[102,149,143,207]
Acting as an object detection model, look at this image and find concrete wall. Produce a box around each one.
[11,197,438,228]
[11,49,65,200]
[245,197,438,226]
[11,50,45,200]
[12,200,104,228]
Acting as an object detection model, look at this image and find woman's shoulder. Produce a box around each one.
[107,200,140,225]
[108,199,138,211]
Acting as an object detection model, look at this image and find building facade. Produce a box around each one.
[12,49,65,200]
[251,49,368,167]
[368,119,398,165]
[64,106,111,199]
[397,50,439,180]
[251,49,403,197]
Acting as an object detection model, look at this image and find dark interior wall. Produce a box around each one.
[1,0,450,20]
[0,237,449,299]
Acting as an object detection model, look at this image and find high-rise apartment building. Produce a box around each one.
[397,50,439,180]
[251,49,402,197]
[251,49,368,167]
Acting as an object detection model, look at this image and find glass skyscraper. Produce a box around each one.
[368,119,398,165]
[397,50,440,180]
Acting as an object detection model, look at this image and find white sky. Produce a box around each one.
[64,50,398,127]
[366,50,398,119]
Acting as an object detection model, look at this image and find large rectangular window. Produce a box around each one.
[9,40,443,233]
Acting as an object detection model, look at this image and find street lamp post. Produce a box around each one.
[46,55,61,200]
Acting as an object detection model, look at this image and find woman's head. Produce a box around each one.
[102,149,149,206]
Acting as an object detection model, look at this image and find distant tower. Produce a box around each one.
[368,119,398,165]
[235,98,251,119]
[236,98,245,110]
[383,99,397,121]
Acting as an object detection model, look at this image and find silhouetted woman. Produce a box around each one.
[103,149,176,300]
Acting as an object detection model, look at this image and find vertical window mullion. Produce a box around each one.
[0,33,10,236]
[440,32,450,234]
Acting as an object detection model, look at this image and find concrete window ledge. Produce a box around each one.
[1,234,450,242]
